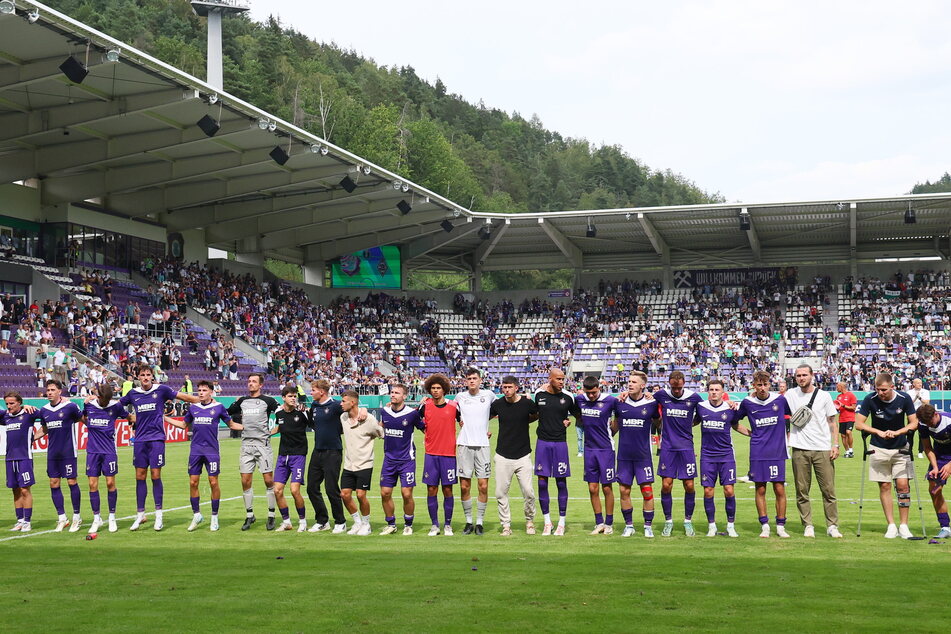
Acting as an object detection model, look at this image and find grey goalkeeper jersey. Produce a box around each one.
[228,395,279,445]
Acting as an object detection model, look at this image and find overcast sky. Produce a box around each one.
[249,0,950,204]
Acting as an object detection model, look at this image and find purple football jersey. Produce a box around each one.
[184,402,231,455]
[120,384,178,443]
[614,397,660,461]
[654,389,704,452]
[83,401,125,454]
[697,401,738,460]
[737,393,791,461]
[380,405,425,462]
[0,409,40,461]
[575,393,618,452]
[920,413,951,461]
[38,400,83,459]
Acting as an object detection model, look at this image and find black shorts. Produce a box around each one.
[839,422,854,434]
[340,468,373,491]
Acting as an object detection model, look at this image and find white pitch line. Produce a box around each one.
[0,495,245,542]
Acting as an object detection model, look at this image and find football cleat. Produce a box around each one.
[187,513,204,532]
[357,523,372,536]
[402,526,413,535]
[210,516,220,532]
[379,525,398,535]
[621,526,635,538]
[590,523,606,535]
[20,522,31,532]
[759,524,771,538]
[603,525,614,535]
[684,521,695,537]
[462,523,474,535]
[130,513,147,531]
[554,524,566,536]
[153,514,164,532]
[935,527,951,539]
[275,521,292,532]
[706,523,718,537]
[108,516,118,533]
[726,523,739,538]
[9,520,23,531]
[88,517,103,535]
[54,517,70,533]
[68,515,83,533]
[542,523,553,536]
[474,524,484,536]
[428,525,440,537]
[332,523,347,534]
[443,525,454,536]
[643,525,654,538]
[241,515,256,531]
[266,516,276,531]
[347,522,361,535]
[661,520,674,537]
[776,525,790,538]
[298,520,307,533]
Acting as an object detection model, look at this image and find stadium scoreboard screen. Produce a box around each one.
[331,246,401,288]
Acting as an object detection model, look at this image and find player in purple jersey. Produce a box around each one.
[575,376,618,535]
[653,371,704,537]
[534,368,580,536]
[696,379,750,538]
[39,380,84,533]
[164,380,241,532]
[915,404,951,538]
[377,384,425,535]
[119,364,200,532]
[611,371,660,538]
[736,371,793,538]
[2,392,42,532]
[82,384,126,534]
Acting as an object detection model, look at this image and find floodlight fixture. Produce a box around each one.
[28,9,40,23]
[105,47,120,62]
[0,1,15,16]
[739,209,751,231]
[257,118,269,130]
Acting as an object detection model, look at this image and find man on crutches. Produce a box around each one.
[854,373,919,539]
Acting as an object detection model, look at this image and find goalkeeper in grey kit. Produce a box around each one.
[228,373,280,530]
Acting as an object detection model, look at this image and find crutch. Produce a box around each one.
[899,443,927,540]
[856,433,872,537]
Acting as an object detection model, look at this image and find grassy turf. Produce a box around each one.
[1,429,946,632]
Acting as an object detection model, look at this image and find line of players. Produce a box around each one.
[4,364,949,538]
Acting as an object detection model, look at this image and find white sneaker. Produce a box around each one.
[803,525,815,538]
[918,452,924,459]
[726,523,739,538]
[298,520,307,533]
[88,517,103,534]
[347,522,361,535]
[68,514,82,533]
[332,523,347,534]
[428,525,440,536]
[884,524,898,538]
[643,525,654,538]
[898,524,914,539]
[622,525,636,537]
[402,525,414,535]
[443,525,454,536]
[308,522,325,533]
[603,525,614,535]
[776,525,790,538]
[554,524,566,536]
[357,523,372,536]
[935,527,951,539]
[525,522,536,535]
[542,523,553,536]
[379,524,398,535]
[153,513,164,532]
[129,512,147,531]
[706,523,718,537]
[827,525,843,539]
[187,513,204,532]
[500,525,513,536]
[576,452,583,458]
[210,516,220,532]
[9,520,23,531]
[684,520,695,537]
[54,517,69,532]
[108,516,118,533]
[759,524,771,538]
[661,520,674,537]
[590,523,606,535]
[20,522,31,532]
[275,521,293,532]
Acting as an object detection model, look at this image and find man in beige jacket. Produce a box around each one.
[340,390,382,536]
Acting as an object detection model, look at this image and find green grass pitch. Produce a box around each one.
[1,425,946,632]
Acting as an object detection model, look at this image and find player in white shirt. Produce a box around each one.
[907,378,930,458]
[455,368,494,535]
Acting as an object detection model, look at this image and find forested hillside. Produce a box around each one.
[48,0,722,216]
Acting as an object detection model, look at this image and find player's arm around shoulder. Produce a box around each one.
[163,414,187,430]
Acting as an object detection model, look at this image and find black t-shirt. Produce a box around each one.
[858,391,916,450]
[275,408,310,455]
[491,396,538,459]
[534,389,581,443]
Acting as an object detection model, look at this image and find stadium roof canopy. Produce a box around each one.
[2,1,950,278]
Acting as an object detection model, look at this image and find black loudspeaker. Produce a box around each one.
[197,115,220,137]
[441,219,454,233]
[60,56,88,84]
[397,200,412,215]
[339,175,357,193]
[269,146,289,166]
